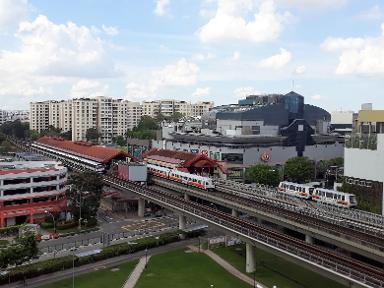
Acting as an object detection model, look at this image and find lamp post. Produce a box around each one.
[71,248,77,288]
[44,210,56,234]
[145,247,148,268]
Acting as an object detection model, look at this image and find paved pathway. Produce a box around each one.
[188,245,266,288]
[122,255,151,288]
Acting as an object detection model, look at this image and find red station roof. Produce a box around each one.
[143,148,226,173]
[36,136,130,163]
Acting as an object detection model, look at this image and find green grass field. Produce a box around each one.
[135,249,252,288]
[40,259,138,288]
[212,244,347,288]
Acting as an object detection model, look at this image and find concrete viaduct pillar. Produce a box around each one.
[245,242,256,273]
[178,214,186,230]
[184,193,190,201]
[231,209,238,217]
[138,198,145,217]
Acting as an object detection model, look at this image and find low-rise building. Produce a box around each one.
[330,110,355,135]
[0,161,67,227]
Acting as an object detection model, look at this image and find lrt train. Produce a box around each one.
[147,163,215,190]
[278,181,357,208]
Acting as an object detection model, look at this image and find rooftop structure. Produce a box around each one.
[0,161,67,227]
[35,136,130,164]
[143,148,225,177]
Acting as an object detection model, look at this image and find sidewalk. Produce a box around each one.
[188,245,266,288]
[122,255,151,288]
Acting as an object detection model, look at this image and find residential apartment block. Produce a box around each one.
[30,97,142,143]
[30,97,212,143]
[142,100,213,118]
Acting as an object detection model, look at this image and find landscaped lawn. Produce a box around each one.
[213,244,347,288]
[135,248,252,288]
[40,259,138,288]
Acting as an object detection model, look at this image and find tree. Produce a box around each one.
[0,120,29,139]
[67,171,103,224]
[137,116,159,130]
[284,157,315,183]
[86,128,100,143]
[245,164,280,186]
[0,233,38,268]
[114,135,126,146]
[41,125,62,137]
[168,112,184,122]
[60,130,72,140]
[27,129,40,140]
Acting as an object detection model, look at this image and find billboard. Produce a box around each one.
[221,153,243,163]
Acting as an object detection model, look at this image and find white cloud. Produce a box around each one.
[358,5,384,21]
[275,0,346,10]
[294,65,306,75]
[234,87,262,98]
[126,58,199,101]
[322,23,384,75]
[0,14,119,108]
[198,0,291,43]
[192,87,211,99]
[231,51,241,61]
[259,48,291,69]
[0,0,29,28]
[70,79,108,98]
[193,52,216,61]
[101,25,119,36]
[311,94,322,101]
[154,0,170,16]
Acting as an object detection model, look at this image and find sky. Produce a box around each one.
[0,0,383,112]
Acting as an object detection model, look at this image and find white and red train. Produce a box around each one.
[277,181,357,208]
[147,163,215,190]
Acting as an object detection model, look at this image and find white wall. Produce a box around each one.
[344,134,384,182]
[331,111,354,125]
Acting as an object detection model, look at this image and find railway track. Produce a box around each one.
[106,175,384,288]
[216,179,384,232]
[214,183,384,249]
[152,176,384,253]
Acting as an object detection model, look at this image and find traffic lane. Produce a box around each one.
[38,231,102,248]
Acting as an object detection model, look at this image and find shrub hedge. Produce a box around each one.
[0,229,205,284]
[0,226,20,238]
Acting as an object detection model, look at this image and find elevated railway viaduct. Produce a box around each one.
[9,138,384,288]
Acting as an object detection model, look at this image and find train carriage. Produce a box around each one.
[277,181,313,199]
[147,163,215,190]
[312,188,357,208]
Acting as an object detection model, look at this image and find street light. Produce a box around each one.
[44,210,56,234]
[70,248,77,288]
[145,247,148,268]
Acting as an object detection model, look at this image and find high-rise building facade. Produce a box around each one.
[142,100,213,118]
[30,97,143,143]
[30,101,50,132]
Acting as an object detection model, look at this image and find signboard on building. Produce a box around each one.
[221,153,243,163]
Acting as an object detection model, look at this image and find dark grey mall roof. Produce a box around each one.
[170,133,286,147]
[216,102,290,126]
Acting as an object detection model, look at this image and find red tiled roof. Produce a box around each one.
[36,136,130,163]
[0,168,55,175]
